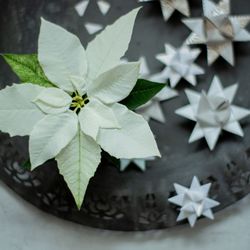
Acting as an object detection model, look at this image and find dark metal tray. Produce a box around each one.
[0,0,250,231]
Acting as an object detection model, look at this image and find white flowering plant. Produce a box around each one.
[0,8,164,208]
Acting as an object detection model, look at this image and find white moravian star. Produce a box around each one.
[155,44,204,88]
[168,176,220,227]
[176,76,250,150]
[119,157,155,172]
[183,0,250,66]
[139,0,190,21]
[0,9,161,208]
[136,56,178,123]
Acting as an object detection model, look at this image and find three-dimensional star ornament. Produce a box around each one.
[120,157,155,172]
[183,0,250,66]
[155,44,205,88]
[137,86,178,123]
[176,76,250,150]
[168,176,220,227]
[139,0,190,21]
[135,56,178,123]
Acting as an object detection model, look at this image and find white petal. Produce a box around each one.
[38,18,87,92]
[34,88,72,114]
[87,62,140,104]
[97,103,160,159]
[30,111,78,169]
[86,8,140,80]
[56,128,101,209]
[0,84,45,136]
[78,99,120,140]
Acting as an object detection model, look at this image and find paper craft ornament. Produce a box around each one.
[183,0,250,65]
[136,56,178,123]
[137,86,178,123]
[84,22,103,35]
[97,0,111,15]
[176,76,250,150]
[120,157,155,172]
[168,176,220,227]
[138,0,190,21]
[75,0,89,17]
[0,9,161,209]
[155,44,205,88]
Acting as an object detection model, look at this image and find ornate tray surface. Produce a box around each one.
[0,0,250,231]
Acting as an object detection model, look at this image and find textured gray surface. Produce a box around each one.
[0,182,250,250]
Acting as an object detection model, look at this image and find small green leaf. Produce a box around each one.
[2,54,55,87]
[121,79,165,110]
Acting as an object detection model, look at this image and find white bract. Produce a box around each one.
[176,76,250,150]
[183,0,250,65]
[168,176,220,227]
[0,8,160,208]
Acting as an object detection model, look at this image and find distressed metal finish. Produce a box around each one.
[0,0,250,231]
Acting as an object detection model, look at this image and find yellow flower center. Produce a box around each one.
[70,93,89,113]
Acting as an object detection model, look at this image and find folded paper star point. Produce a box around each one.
[139,0,190,21]
[119,157,155,172]
[168,176,220,227]
[155,44,205,88]
[176,76,250,150]
[183,0,250,65]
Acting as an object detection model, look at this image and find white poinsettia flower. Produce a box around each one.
[0,8,160,208]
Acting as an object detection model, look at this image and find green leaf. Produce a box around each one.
[121,79,165,110]
[2,54,55,87]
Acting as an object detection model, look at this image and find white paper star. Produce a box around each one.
[84,22,103,35]
[120,157,155,172]
[97,0,111,15]
[75,0,89,17]
[135,56,178,123]
[183,0,250,65]
[176,76,250,150]
[137,86,178,123]
[155,44,205,88]
[139,0,190,21]
[168,176,220,227]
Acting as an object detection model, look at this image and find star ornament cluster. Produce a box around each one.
[155,44,205,88]
[139,0,190,21]
[119,157,155,172]
[183,0,250,66]
[176,76,250,150]
[168,176,220,227]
